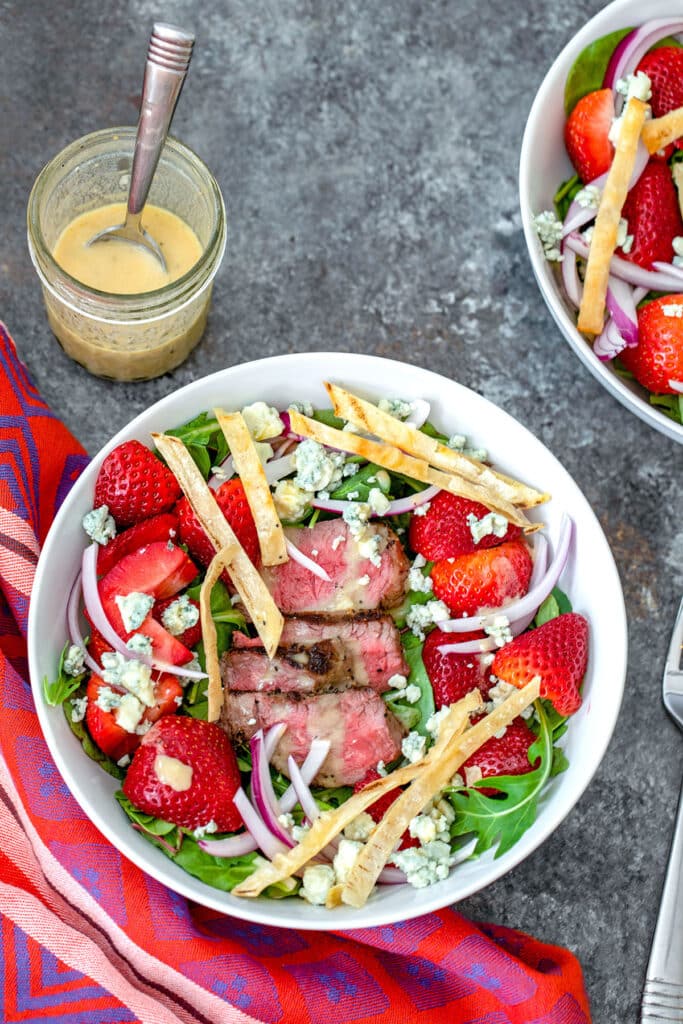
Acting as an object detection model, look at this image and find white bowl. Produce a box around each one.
[27,352,627,929]
[519,0,683,445]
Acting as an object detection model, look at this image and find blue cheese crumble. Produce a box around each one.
[532,210,564,262]
[115,592,154,633]
[241,402,283,441]
[408,553,433,593]
[484,614,513,648]
[70,695,88,722]
[63,644,86,677]
[288,400,314,418]
[467,511,508,544]
[300,864,336,905]
[126,633,153,657]
[673,237,683,268]
[378,397,414,420]
[406,599,450,640]
[662,303,683,318]
[390,840,454,888]
[161,594,199,637]
[82,505,116,545]
[100,651,154,707]
[402,731,427,763]
[272,480,313,520]
[368,487,390,516]
[294,439,345,492]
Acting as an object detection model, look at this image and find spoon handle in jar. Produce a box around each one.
[127,22,195,218]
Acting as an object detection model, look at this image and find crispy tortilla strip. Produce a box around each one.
[578,97,648,335]
[324,383,548,510]
[232,690,482,899]
[289,409,537,531]
[153,433,283,658]
[340,677,541,908]
[200,545,235,722]
[642,106,683,155]
[673,160,683,222]
[215,409,288,567]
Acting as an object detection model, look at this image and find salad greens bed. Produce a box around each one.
[44,405,572,896]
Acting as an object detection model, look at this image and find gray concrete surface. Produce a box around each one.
[1,1,682,1020]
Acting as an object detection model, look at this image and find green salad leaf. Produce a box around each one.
[64,689,126,781]
[564,28,631,116]
[554,173,583,221]
[43,641,86,706]
[162,412,229,479]
[650,392,683,425]
[183,578,246,720]
[399,631,435,736]
[446,700,566,858]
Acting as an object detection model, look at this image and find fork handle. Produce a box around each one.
[127,23,195,217]
[641,773,683,1021]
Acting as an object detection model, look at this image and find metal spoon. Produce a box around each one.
[87,22,195,271]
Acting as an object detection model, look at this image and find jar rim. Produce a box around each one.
[26,126,226,309]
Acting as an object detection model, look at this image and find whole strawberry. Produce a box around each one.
[422,627,490,708]
[431,539,532,616]
[492,612,589,717]
[94,441,181,528]
[460,717,539,792]
[122,716,243,832]
[619,161,683,269]
[636,47,683,118]
[409,491,520,561]
[176,478,260,567]
[564,88,614,183]
[619,294,683,394]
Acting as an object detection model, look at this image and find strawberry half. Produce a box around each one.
[422,627,490,709]
[619,161,683,269]
[96,512,179,576]
[85,672,182,763]
[353,769,419,850]
[153,596,202,649]
[409,492,520,561]
[620,294,683,394]
[98,541,198,666]
[94,440,181,528]
[636,47,683,119]
[431,539,533,617]
[460,717,539,795]
[564,88,614,184]
[491,612,589,717]
[176,478,260,567]
[122,716,243,832]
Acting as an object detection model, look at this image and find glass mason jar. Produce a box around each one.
[27,127,226,381]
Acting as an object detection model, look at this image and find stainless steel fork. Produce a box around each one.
[641,597,683,1023]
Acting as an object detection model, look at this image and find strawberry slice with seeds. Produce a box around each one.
[619,161,683,269]
[94,440,182,528]
[353,769,420,850]
[620,293,683,394]
[176,479,260,568]
[422,627,490,709]
[96,512,178,576]
[85,671,182,763]
[409,492,520,561]
[564,88,614,184]
[431,539,533,617]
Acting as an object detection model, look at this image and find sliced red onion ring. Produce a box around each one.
[438,516,572,641]
[503,535,548,636]
[604,20,683,100]
[264,453,296,484]
[561,141,647,242]
[232,788,291,860]
[312,484,440,518]
[436,636,499,655]
[208,455,235,490]
[264,721,287,761]
[287,755,321,823]
[67,572,102,675]
[81,543,207,682]
[606,277,638,346]
[378,866,408,884]
[652,262,683,283]
[670,381,683,393]
[594,317,628,362]
[560,240,582,309]
[285,538,332,582]
[197,829,258,857]
[565,234,683,293]
[251,730,295,847]
[280,739,331,813]
[405,399,430,429]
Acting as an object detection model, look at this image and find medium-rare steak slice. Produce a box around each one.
[260,519,409,614]
[232,612,408,693]
[221,688,405,786]
[221,639,357,694]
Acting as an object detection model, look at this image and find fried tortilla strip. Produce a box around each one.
[673,161,683,221]
[215,409,288,567]
[642,106,683,155]
[232,690,482,899]
[340,677,541,908]
[577,97,648,335]
[289,409,537,531]
[200,545,235,722]
[153,433,283,658]
[324,383,548,510]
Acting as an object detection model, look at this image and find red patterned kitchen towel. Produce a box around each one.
[0,321,591,1024]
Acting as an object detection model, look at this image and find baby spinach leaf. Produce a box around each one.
[400,631,435,736]
[650,393,683,425]
[564,28,631,115]
[64,690,126,781]
[330,463,387,501]
[312,409,346,430]
[43,641,86,706]
[554,173,583,221]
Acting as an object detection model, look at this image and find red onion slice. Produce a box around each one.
[604,20,683,100]
[81,543,207,682]
[565,234,683,293]
[405,399,430,429]
[287,755,321,823]
[208,455,235,490]
[231,788,291,860]
[264,721,287,761]
[378,866,408,884]
[250,730,295,847]
[285,538,332,582]
[606,277,638,346]
[312,484,440,518]
[561,141,647,243]
[264,454,296,484]
[280,739,331,814]
[198,829,258,857]
[670,380,683,393]
[67,572,103,675]
[652,262,683,283]
[594,317,628,362]
[560,240,582,309]
[436,636,499,655]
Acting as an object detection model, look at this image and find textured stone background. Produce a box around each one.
[1,0,682,1020]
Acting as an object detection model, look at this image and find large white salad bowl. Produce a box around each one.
[519,0,683,445]
[28,352,627,929]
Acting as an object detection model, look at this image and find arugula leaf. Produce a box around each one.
[43,642,86,706]
[446,700,558,857]
[650,393,683,425]
[400,631,435,736]
[564,28,631,115]
[162,412,229,480]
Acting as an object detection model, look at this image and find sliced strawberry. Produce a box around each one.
[620,293,683,394]
[153,596,202,649]
[619,161,683,269]
[86,623,114,668]
[97,512,178,576]
[409,492,521,561]
[460,717,539,795]
[564,88,614,184]
[431,539,533,617]
[636,47,683,118]
[176,479,260,568]
[94,440,181,528]
[353,769,419,850]
[85,672,182,763]
[422,627,490,709]
[492,612,589,716]
[122,716,243,832]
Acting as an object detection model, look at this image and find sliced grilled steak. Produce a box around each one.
[260,519,409,614]
[221,639,356,694]
[221,688,405,786]
[233,612,408,693]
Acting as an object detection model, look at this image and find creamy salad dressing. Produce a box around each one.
[153,754,193,792]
